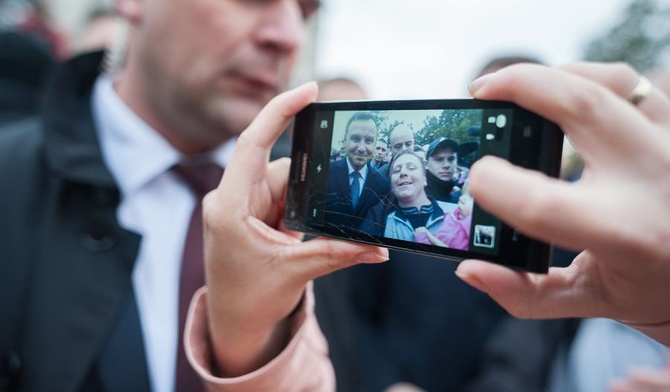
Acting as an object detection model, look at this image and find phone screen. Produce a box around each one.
[286,99,562,273]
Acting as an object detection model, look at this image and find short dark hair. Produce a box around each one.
[426,137,458,159]
[344,112,377,137]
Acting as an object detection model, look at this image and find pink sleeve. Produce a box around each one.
[446,235,469,251]
[184,283,335,392]
[443,214,471,251]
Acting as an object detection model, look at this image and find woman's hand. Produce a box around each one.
[203,82,388,376]
[456,62,670,344]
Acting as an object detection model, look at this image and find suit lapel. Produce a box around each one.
[21,183,143,392]
[355,165,389,216]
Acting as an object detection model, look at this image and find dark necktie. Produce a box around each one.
[350,171,362,208]
[171,162,223,392]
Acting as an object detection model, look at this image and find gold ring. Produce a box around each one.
[626,76,652,106]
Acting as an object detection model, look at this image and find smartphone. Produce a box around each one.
[285,99,563,273]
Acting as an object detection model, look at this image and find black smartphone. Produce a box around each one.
[285,99,563,273]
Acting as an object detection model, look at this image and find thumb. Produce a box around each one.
[455,259,581,319]
[287,237,389,282]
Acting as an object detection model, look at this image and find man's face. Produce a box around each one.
[390,153,427,204]
[121,0,317,153]
[374,141,387,163]
[390,125,414,155]
[426,148,458,181]
[344,119,377,171]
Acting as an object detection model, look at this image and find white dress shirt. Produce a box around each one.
[346,159,368,198]
[92,74,235,392]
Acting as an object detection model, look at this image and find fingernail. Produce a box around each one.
[300,80,318,89]
[353,251,389,264]
[468,73,493,97]
[455,267,489,293]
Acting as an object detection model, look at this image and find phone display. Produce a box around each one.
[285,99,563,273]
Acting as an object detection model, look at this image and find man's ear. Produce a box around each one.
[114,0,143,24]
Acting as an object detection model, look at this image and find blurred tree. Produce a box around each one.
[369,109,481,149]
[414,109,481,147]
[369,111,394,144]
[582,0,670,72]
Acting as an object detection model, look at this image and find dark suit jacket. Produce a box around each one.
[325,158,390,230]
[351,253,509,392]
[0,52,150,392]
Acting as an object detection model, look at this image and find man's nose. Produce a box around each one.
[255,0,304,55]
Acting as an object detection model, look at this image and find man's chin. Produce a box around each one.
[219,98,266,134]
[350,157,370,167]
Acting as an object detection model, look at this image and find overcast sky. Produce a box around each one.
[314,0,632,99]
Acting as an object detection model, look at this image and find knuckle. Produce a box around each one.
[567,82,610,125]
[609,62,638,80]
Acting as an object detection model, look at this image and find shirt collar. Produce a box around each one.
[346,158,369,181]
[92,74,235,195]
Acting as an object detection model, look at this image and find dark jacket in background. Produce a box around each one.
[0,31,57,126]
[461,249,580,392]
[462,318,580,392]
[352,252,509,392]
[0,52,150,392]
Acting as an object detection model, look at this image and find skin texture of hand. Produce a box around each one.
[454,62,670,344]
[384,382,428,392]
[201,82,388,377]
[610,368,670,392]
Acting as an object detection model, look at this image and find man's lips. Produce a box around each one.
[229,72,279,95]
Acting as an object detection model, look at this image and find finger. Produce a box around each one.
[626,368,670,387]
[258,158,291,227]
[609,380,635,392]
[468,64,662,164]
[240,81,318,151]
[455,259,590,319]
[560,62,670,126]
[285,237,388,282]
[267,157,291,205]
[226,82,318,185]
[469,155,617,252]
[278,217,304,241]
